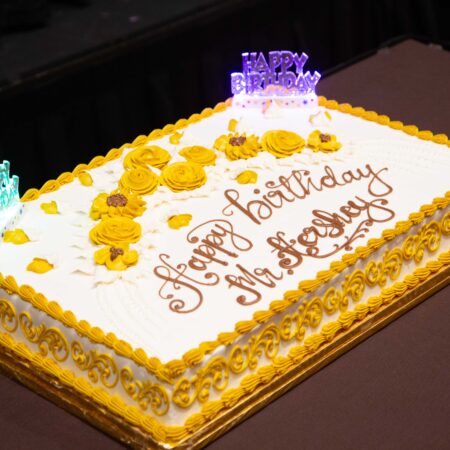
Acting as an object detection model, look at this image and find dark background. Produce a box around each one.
[0,0,449,193]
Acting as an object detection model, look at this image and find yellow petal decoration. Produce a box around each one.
[214,133,261,161]
[236,170,258,185]
[160,162,207,193]
[119,167,159,196]
[169,132,183,145]
[123,145,171,170]
[94,244,139,271]
[78,171,93,186]
[261,130,305,158]
[89,216,141,246]
[179,146,217,166]
[27,258,53,274]
[307,130,342,152]
[40,200,59,214]
[89,191,146,221]
[3,229,30,245]
[228,118,238,132]
[168,214,192,230]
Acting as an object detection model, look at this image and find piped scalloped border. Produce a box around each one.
[2,96,448,384]
[1,248,449,446]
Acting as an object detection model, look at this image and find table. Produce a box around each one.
[0,39,449,450]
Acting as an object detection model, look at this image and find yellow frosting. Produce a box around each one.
[40,200,59,214]
[169,132,183,145]
[78,171,93,186]
[307,130,342,152]
[228,118,238,132]
[89,216,141,246]
[214,133,261,161]
[160,162,207,193]
[179,146,217,166]
[3,229,30,245]
[119,167,159,196]
[123,145,171,170]
[26,258,54,274]
[89,192,146,221]
[261,130,305,158]
[236,170,258,184]
[94,244,139,271]
[168,214,192,230]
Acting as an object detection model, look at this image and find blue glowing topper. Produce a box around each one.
[231,50,321,96]
[0,160,19,211]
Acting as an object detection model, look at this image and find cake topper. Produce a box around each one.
[0,160,19,211]
[231,50,320,96]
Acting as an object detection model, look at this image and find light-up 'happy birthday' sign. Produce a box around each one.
[0,160,19,211]
[231,51,320,96]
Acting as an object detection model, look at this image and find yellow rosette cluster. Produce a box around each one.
[179,146,217,166]
[119,167,159,195]
[89,216,141,246]
[90,192,146,221]
[214,133,261,161]
[123,145,171,170]
[160,162,207,193]
[307,130,342,152]
[261,130,305,158]
[94,244,139,271]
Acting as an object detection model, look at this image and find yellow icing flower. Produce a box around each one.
[40,200,59,214]
[89,216,141,246]
[119,167,159,196]
[89,192,146,221]
[228,118,238,132]
[179,146,216,166]
[94,244,139,271]
[236,170,258,184]
[169,132,183,145]
[78,171,93,186]
[27,258,53,274]
[307,130,342,152]
[168,214,192,230]
[3,229,30,245]
[261,130,305,158]
[160,162,207,193]
[123,145,171,170]
[214,133,261,161]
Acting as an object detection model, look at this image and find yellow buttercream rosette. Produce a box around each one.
[89,216,141,246]
[307,130,342,152]
[214,133,261,161]
[261,130,305,158]
[179,146,217,166]
[94,244,139,271]
[119,167,159,195]
[123,145,171,170]
[160,161,207,193]
[90,191,146,221]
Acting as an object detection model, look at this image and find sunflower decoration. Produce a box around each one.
[213,133,261,161]
[94,244,139,271]
[89,191,146,221]
[307,130,342,153]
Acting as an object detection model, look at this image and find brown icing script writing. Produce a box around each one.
[153,164,395,313]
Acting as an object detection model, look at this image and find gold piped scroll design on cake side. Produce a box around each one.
[0,246,449,446]
[1,193,450,385]
[18,311,69,362]
[5,96,450,384]
[171,215,448,408]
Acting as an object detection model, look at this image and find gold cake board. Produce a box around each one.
[0,266,449,450]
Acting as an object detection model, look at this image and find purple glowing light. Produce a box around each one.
[231,50,321,96]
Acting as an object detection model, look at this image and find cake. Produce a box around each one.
[0,51,449,448]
